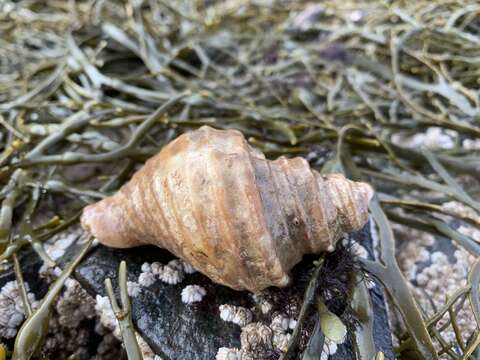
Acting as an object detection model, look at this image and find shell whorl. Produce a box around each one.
[81,126,373,292]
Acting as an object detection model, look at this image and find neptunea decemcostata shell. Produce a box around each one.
[81,126,373,292]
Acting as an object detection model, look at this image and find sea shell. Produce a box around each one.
[81,126,373,292]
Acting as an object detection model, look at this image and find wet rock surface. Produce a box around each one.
[74,222,395,360]
[74,245,251,360]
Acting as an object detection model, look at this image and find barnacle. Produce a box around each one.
[272,333,291,353]
[138,272,156,287]
[0,281,37,339]
[181,285,206,304]
[219,304,253,327]
[269,315,290,334]
[240,323,273,352]
[126,282,141,298]
[158,263,184,285]
[181,261,196,274]
[216,347,242,360]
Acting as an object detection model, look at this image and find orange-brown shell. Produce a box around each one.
[81,126,373,292]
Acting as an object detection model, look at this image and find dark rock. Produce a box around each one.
[74,221,395,360]
[74,245,251,360]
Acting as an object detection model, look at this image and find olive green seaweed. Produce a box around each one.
[0,0,480,358]
[280,257,324,360]
[105,261,143,360]
[338,139,438,358]
[351,276,376,360]
[0,170,26,254]
[363,199,437,359]
[12,253,32,318]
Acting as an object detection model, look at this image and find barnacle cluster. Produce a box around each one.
[138,259,194,287]
[41,278,97,359]
[391,127,457,150]
[395,223,478,349]
[56,278,95,328]
[218,302,299,357]
[216,322,278,360]
[219,304,253,327]
[0,281,37,339]
[443,201,480,243]
[43,231,78,261]
[39,228,82,280]
[462,138,480,150]
[18,273,125,360]
[95,295,121,338]
[215,239,360,358]
[269,315,295,352]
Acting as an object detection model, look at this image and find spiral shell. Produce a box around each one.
[81,126,373,292]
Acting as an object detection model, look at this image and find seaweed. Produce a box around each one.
[0,0,479,359]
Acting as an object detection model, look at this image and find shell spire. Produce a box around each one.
[81,126,373,292]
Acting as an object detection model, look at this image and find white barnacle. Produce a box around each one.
[216,347,242,360]
[219,304,252,327]
[233,306,253,327]
[0,280,38,339]
[391,127,456,150]
[240,322,273,352]
[463,138,480,150]
[127,281,141,297]
[321,337,339,360]
[38,264,62,282]
[352,240,369,259]
[95,295,120,338]
[138,271,156,287]
[181,260,197,274]
[270,314,290,334]
[273,332,291,352]
[251,293,272,314]
[431,251,449,265]
[150,262,163,275]
[167,259,183,271]
[141,262,151,273]
[44,232,78,261]
[458,225,480,243]
[219,304,236,322]
[181,285,206,304]
[158,263,184,285]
